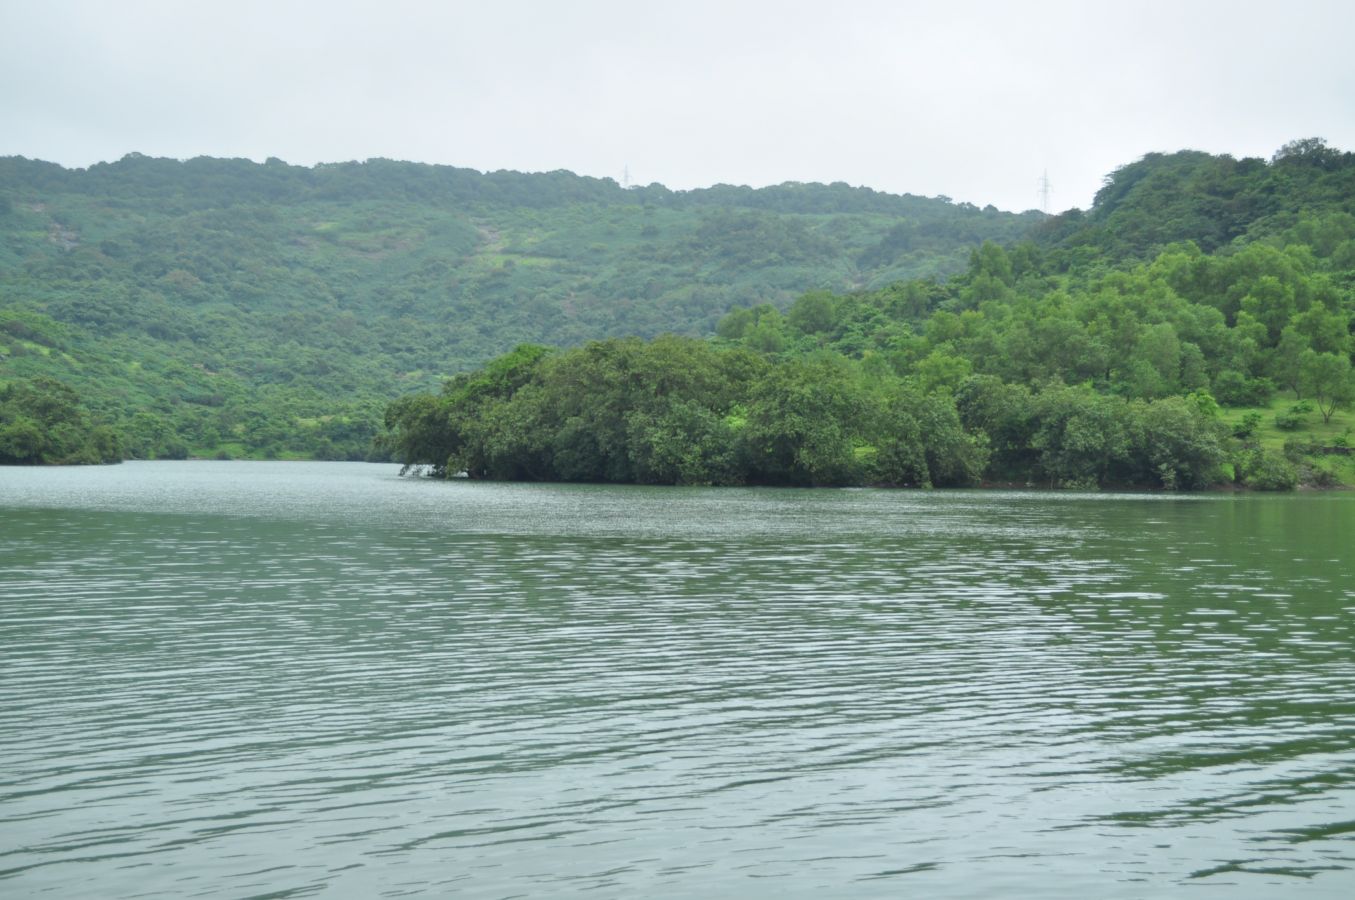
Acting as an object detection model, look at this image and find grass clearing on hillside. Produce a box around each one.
[1220,396,1355,485]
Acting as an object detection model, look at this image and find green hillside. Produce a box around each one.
[1036,138,1355,262]
[0,155,1038,459]
[387,140,1355,490]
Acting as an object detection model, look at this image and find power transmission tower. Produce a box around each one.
[1037,170,1052,213]
[622,165,631,190]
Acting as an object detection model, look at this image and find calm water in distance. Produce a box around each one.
[2,461,1354,898]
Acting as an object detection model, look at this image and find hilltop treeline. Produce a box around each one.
[1039,138,1355,259]
[386,140,1355,490]
[0,152,1026,218]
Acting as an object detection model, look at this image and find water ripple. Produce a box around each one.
[2,463,1354,897]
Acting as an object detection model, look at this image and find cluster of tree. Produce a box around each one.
[0,377,122,464]
[382,337,1249,490]
[0,154,1036,459]
[712,225,1354,419]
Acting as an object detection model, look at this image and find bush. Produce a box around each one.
[1232,411,1263,439]
[1275,401,1313,431]
[1283,437,1323,460]
[1274,411,1303,430]
[1300,462,1341,488]
[1241,449,1298,491]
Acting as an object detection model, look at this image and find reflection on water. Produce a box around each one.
[2,462,1354,898]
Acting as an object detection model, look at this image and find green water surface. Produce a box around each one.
[2,462,1353,898]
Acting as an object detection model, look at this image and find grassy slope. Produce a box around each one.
[1218,397,1355,485]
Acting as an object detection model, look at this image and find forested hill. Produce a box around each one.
[3,142,1352,467]
[1035,138,1355,261]
[386,139,1355,491]
[0,154,1037,459]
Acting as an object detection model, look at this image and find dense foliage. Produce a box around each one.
[0,376,122,464]
[0,154,1034,459]
[387,140,1355,490]
[1036,138,1355,261]
[381,337,1237,489]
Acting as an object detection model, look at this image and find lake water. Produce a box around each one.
[2,461,1354,898]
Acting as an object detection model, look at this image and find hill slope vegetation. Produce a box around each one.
[386,140,1355,490]
[0,154,1037,459]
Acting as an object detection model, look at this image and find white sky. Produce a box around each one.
[2,0,1353,212]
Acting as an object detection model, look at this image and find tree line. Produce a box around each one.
[380,336,1257,490]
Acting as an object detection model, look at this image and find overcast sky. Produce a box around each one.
[2,0,1353,212]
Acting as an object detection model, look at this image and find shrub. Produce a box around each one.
[1232,411,1263,440]
[1300,462,1341,488]
[1283,437,1323,460]
[1275,403,1312,431]
[1241,449,1298,491]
